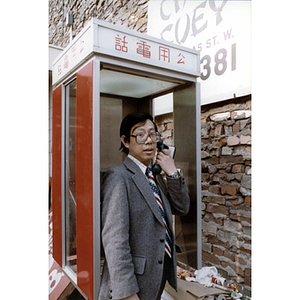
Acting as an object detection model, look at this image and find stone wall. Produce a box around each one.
[49,0,150,48]
[201,95,251,296]
[155,95,251,297]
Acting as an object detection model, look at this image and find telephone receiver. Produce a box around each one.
[152,139,169,175]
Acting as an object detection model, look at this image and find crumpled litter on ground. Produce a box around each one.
[231,291,243,299]
[177,266,219,286]
[176,266,251,299]
[195,266,219,287]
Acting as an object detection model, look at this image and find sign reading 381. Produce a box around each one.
[148,0,251,105]
[198,28,236,80]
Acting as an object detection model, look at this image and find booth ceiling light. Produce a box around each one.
[100,69,180,98]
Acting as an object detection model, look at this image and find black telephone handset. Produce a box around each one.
[152,139,169,175]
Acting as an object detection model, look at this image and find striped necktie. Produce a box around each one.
[146,167,172,258]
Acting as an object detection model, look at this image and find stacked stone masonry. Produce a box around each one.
[49,0,150,48]
[155,113,174,147]
[201,96,251,297]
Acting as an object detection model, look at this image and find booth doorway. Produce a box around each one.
[98,65,199,269]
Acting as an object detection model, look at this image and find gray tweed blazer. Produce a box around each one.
[98,156,190,300]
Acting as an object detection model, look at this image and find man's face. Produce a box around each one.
[121,119,157,166]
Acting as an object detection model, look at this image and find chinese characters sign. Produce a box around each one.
[53,25,93,84]
[137,40,151,58]
[115,34,128,52]
[148,0,251,105]
[53,19,199,85]
[98,25,198,75]
[115,33,184,64]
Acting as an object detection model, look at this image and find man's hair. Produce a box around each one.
[119,112,158,154]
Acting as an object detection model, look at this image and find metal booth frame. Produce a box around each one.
[52,18,201,300]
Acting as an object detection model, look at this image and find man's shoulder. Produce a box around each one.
[105,157,136,175]
[105,162,126,176]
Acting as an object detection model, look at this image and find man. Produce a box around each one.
[99,112,190,300]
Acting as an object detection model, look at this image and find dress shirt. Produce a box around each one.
[127,154,148,176]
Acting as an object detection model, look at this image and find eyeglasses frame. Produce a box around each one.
[130,132,161,144]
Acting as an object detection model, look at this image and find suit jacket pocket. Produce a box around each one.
[132,255,146,275]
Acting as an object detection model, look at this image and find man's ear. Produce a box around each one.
[120,135,129,149]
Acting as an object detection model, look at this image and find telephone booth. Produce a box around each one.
[52,18,201,300]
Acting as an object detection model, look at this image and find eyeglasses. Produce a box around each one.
[131,132,161,144]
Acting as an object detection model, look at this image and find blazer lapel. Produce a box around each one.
[123,157,164,227]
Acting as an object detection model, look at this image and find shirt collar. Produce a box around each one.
[127,154,149,176]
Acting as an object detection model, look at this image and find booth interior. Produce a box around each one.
[99,64,199,268]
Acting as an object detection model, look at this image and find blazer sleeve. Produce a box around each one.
[158,170,190,216]
[101,168,139,299]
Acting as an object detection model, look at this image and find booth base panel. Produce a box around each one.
[164,278,230,300]
[49,259,75,300]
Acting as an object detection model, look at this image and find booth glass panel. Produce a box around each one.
[173,84,198,269]
[154,87,199,269]
[65,80,77,273]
